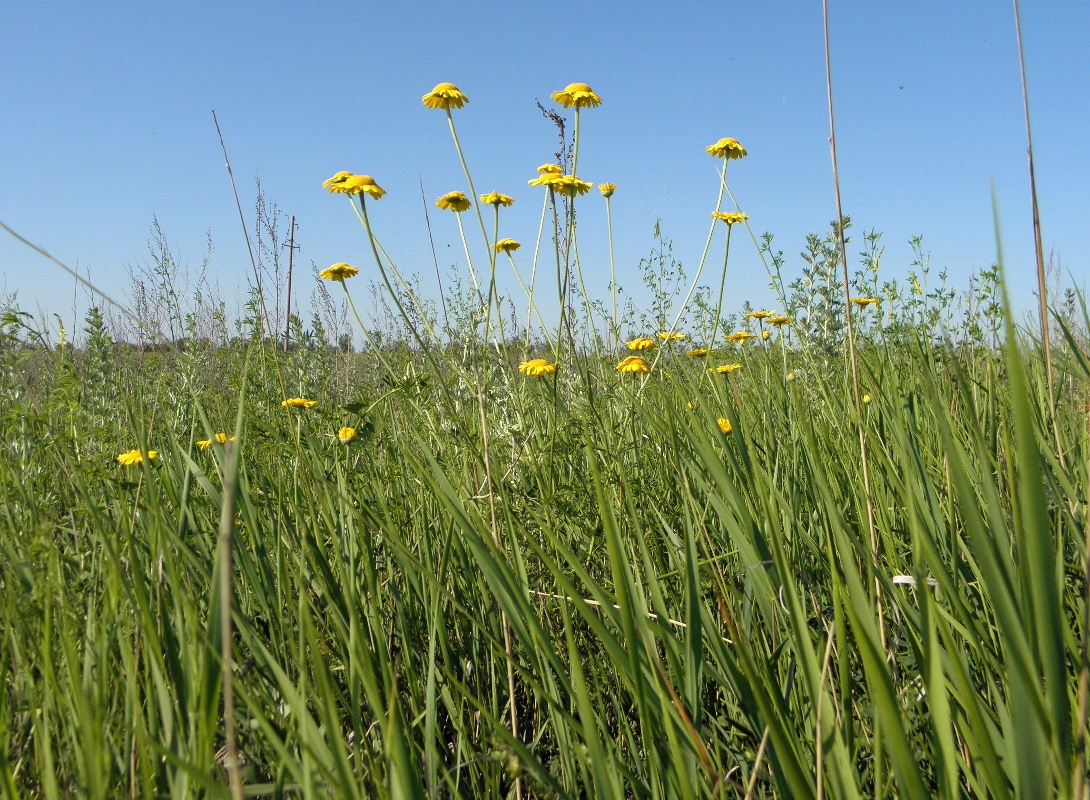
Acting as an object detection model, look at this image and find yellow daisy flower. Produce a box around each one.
[850,297,879,307]
[706,138,748,159]
[117,449,158,466]
[197,433,235,451]
[769,316,792,327]
[686,348,709,357]
[626,337,655,351]
[725,331,757,343]
[479,191,514,207]
[717,418,734,434]
[281,398,319,409]
[322,172,386,199]
[518,358,557,377]
[657,331,686,341]
[762,331,771,339]
[745,311,775,320]
[495,238,521,253]
[712,211,749,225]
[537,164,563,174]
[421,82,469,110]
[616,355,650,375]
[436,191,472,212]
[319,263,359,282]
[338,426,358,444]
[551,175,593,197]
[551,82,602,108]
[528,171,564,187]
[715,364,743,374]
[599,182,616,198]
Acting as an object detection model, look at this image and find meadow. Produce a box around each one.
[0,79,1088,800]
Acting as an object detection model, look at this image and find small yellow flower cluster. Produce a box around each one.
[626,337,655,351]
[706,137,748,159]
[117,449,158,466]
[480,191,514,207]
[197,432,235,450]
[319,263,359,282]
[518,358,557,378]
[422,82,469,110]
[323,172,386,199]
[712,212,749,225]
[616,355,650,375]
[282,398,319,409]
[551,83,602,109]
[725,331,757,343]
[436,191,471,212]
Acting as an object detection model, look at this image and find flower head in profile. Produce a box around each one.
[715,363,743,374]
[850,297,879,307]
[422,82,469,110]
[599,182,616,198]
[769,316,792,327]
[762,331,771,339]
[686,348,709,357]
[518,358,557,377]
[712,211,749,225]
[323,172,386,199]
[657,331,686,341]
[745,310,775,320]
[282,397,319,409]
[436,191,472,212]
[117,449,158,466]
[495,238,521,253]
[717,418,734,434]
[338,426,358,444]
[725,331,757,343]
[706,138,747,159]
[616,355,650,375]
[480,191,514,207]
[551,175,593,197]
[319,263,359,282]
[551,83,602,108]
[197,433,235,451]
[626,337,655,351]
[528,171,564,187]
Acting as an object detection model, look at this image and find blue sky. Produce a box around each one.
[2,1,1087,339]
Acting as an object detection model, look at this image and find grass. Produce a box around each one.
[1,78,1088,799]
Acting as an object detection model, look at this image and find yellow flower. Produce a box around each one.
[480,191,514,207]
[745,310,775,320]
[725,331,757,343]
[495,238,521,253]
[551,82,602,108]
[762,331,771,339]
[769,316,792,327]
[551,175,593,197]
[715,364,743,374]
[787,372,797,381]
[282,397,319,409]
[599,182,616,198]
[528,171,564,187]
[717,418,734,434]
[851,297,879,307]
[657,331,686,341]
[706,137,748,159]
[863,394,873,404]
[518,358,557,377]
[436,191,471,212]
[198,433,235,451]
[686,348,709,357]
[323,172,386,198]
[338,426,358,444]
[117,449,158,466]
[712,211,749,225]
[319,263,359,282]
[422,82,469,110]
[616,355,650,375]
[626,337,656,351]
[537,164,563,174]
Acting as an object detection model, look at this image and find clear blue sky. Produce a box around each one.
[2,1,1087,338]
